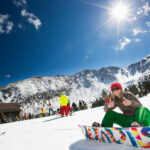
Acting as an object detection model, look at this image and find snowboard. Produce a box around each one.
[79,125,150,148]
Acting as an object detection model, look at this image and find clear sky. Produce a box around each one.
[0,0,150,86]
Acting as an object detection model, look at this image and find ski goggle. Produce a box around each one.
[112,88,120,91]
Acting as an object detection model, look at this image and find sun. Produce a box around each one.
[84,0,132,36]
[85,1,131,24]
[110,2,130,22]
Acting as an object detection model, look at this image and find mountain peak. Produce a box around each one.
[0,54,150,114]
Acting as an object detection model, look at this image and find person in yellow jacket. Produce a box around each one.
[41,108,46,117]
[59,94,69,117]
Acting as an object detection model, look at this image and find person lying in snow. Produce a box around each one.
[92,82,150,127]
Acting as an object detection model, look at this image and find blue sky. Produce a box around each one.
[0,0,150,86]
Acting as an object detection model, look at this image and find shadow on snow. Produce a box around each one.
[69,139,139,150]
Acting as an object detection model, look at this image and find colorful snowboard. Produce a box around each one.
[79,125,150,148]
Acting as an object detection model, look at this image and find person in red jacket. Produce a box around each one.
[59,94,68,117]
[24,113,27,120]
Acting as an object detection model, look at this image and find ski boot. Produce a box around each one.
[92,122,101,127]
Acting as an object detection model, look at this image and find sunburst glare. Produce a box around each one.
[109,2,130,23]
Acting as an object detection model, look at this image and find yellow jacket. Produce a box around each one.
[42,109,45,114]
[59,95,68,106]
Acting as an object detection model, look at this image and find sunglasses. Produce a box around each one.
[112,88,120,91]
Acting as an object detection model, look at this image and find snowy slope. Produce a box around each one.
[0,55,150,114]
[0,94,150,150]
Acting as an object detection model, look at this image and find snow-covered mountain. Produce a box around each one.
[0,55,150,114]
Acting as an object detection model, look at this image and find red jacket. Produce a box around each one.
[24,114,27,119]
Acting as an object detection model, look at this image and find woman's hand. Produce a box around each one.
[108,99,115,108]
[122,97,132,106]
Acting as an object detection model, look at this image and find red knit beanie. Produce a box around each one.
[111,82,123,91]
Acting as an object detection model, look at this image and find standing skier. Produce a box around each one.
[41,108,46,117]
[48,103,55,116]
[59,94,68,117]
[93,82,150,127]
[24,113,27,120]
[67,100,73,116]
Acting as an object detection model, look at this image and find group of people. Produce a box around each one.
[22,104,56,120]
[41,104,55,117]
[47,81,150,127]
[40,95,73,118]
[1,82,150,127]
[58,82,150,127]
[22,98,73,120]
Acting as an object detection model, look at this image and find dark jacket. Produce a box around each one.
[104,92,142,116]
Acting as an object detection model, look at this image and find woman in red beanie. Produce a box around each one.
[93,82,150,127]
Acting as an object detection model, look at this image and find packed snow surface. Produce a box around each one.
[0,94,150,150]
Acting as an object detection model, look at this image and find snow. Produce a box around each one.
[0,94,150,150]
[138,93,150,108]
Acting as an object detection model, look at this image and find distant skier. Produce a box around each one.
[48,103,55,116]
[57,108,61,115]
[29,113,32,119]
[72,102,78,111]
[24,113,28,120]
[79,100,87,110]
[67,100,72,116]
[93,82,150,127]
[41,108,46,117]
[59,94,68,117]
